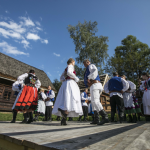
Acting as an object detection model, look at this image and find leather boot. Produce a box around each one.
[78,116,82,121]
[138,114,141,121]
[27,112,33,124]
[58,108,67,119]
[128,115,133,123]
[124,114,126,121]
[119,112,124,123]
[132,115,137,123]
[97,109,109,125]
[61,114,67,125]
[10,111,17,123]
[90,111,99,124]
[111,112,115,122]
[21,113,27,123]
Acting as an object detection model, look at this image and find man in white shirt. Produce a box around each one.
[104,72,129,123]
[83,59,109,125]
[45,86,55,121]
[78,88,89,121]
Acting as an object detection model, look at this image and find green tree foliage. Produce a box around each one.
[68,21,109,74]
[74,65,86,80]
[105,35,150,83]
[52,79,62,98]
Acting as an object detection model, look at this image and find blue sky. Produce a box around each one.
[0,0,150,82]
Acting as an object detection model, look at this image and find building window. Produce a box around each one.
[3,91,11,100]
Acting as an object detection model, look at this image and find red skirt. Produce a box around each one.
[14,85,38,111]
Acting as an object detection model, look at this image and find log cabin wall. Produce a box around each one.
[0,78,16,112]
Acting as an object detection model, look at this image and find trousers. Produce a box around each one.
[45,106,52,120]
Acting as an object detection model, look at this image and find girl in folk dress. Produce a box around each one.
[140,72,150,116]
[121,75,141,123]
[52,58,83,125]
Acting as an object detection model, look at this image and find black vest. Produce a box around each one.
[24,73,38,87]
[38,93,43,100]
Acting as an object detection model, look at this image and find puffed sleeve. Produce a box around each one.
[35,79,41,89]
[128,81,136,92]
[67,65,79,82]
[121,78,129,92]
[17,73,28,83]
[88,64,98,80]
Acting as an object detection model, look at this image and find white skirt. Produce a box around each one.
[52,79,83,117]
[123,92,134,108]
[37,100,45,114]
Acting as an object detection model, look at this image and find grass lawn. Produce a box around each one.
[0,112,146,122]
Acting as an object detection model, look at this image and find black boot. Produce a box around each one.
[138,114,141,121]
[68,117,72,121]
[128,115,133,123]
[58,108,67,119]
[124,114,126,121]
[111,112,115,122]
[10,111,17,123]
[21,113,28,123]
[56,116,60,121]
[61,114,67,125]
[90,111,99,124]
[132,115,137,123]
[27,112,33,124]
[92,116,95,121]
[97,109,109,125]
[83,115,87,121]
[78,116,82,121]
[119,112,124,123]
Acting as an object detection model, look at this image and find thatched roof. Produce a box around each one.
[78,74,110,96]
[0,52,55,91]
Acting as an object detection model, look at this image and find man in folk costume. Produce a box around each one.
[44,86,55,121]
[104,72,129,123]
[13,70,41,123]
[140,72,150,118]
[78,88,89,121]
[83,59,109,125]
[121,75,141,123]
[52,58,83,125]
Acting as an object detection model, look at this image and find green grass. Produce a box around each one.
[0,112,146,121]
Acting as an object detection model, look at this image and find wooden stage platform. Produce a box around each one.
[0,121,150,150]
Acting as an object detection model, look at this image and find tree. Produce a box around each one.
[105,35,150,83]
[68,21,109,74]
[74,65,85,80]
[52,79,62,98]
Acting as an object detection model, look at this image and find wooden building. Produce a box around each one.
[78,74,111,113]
[0,52,55,112]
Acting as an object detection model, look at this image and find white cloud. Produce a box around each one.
[47,72,52,77]
[0,41,29,56]
[41,39,48,44]
[53,53,60,57]
[0,28,22,39]
[35,21,41,26]
[5,10,9,14]
[20,17,35,26]
[21,39,30,49]
[0,21,26,33]
[36,27,42,31]
[26,33,40,40]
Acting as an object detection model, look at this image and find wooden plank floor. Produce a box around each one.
[0,121,150,150]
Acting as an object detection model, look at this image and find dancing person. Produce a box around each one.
[52,58,83,125]
[83,59,109,125]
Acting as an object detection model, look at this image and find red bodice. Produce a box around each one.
[65,67,76,80]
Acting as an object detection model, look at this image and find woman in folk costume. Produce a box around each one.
[121,75,141,123]
[140,72,150,117]
[36,89,47,115]
[52,58,83,125]
[13,70,41,123]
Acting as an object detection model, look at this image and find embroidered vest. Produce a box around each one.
[65,67,76,80]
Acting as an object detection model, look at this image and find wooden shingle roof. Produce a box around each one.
[0,52,55,90]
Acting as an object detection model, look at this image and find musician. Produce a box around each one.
[83,59,109,125]
[121,75,141,123]
[78,88,89,121]
[140,72,150,116]
[104,72,129,123]
[45,86,55,121]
